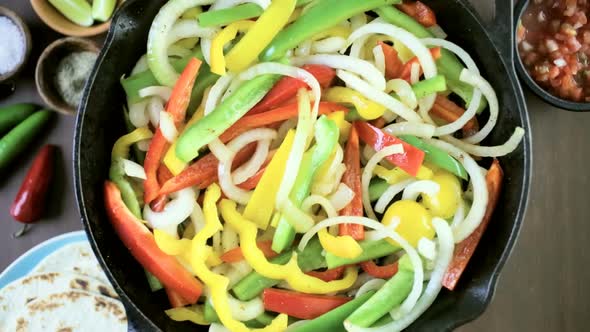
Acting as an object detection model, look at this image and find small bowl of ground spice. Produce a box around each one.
[36,37,99,114]
[515,0,590,111]
[0,6,32,83]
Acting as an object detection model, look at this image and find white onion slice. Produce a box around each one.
[344,218,454,332]
[222,224,239,252]
[137,139,151,152]
[128,100,149,128]
[167,19,216,46]
[311,145,344,195]
[459,69,498,144]
[410,63,420,84]
[327,183,355,211]
[226,261,253,288]
[143,188,196,234]
[442,127,525,157]
[433,80,482,136]
[423,138,488,242]
[337,70,422,122]
[295,40,313,57]
[451,199,466,228]
[298,216,423,315]
[122,159,147,179]
[232,139,271,184]
[417,237,437,261]
[356,279,386,298]
[372,45,386,75]
[421,38,479,74]
[402,180,440,201]
[312,37,348,54]
[362,144,405,220]
[385,79,418,110]
[159,111,178,143]
[301,195,339,219]
[383,122,435,138]
[291,54,386,91]
[168,44,192,58]
[225,294,264,321]
[348,34,370,59]
[131,55,149,75]
[205,73,235,116]
[347,22,437,80]
[374,179,416,214]
[417,94,437,124]
[190,196,206,234]
[148,97,164,127]
[139,86,173,101]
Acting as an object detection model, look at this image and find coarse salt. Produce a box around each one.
[0,16,25,75]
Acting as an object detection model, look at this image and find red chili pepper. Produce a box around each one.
[248,65,336,115]
[443,159,503,291]
[159,143,257,196]
[305,266,346,282]
[360,260,399,279]
[262,288,351,320]
[396,1,437,27]
[143,58,202,204]
[338,126,364,240]
[400,47,442,82]
[354,121,425,176]
[220,240,278,263]
[10,145,56,238]
[379,41,403,80]
[166,287,192,308]
[104,181,203,303]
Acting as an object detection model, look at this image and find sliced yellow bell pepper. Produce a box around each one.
[164,95,206,175]
[112,127,153,160]
[243,130,295,230]
[312,26,351,41]
[190,185,288,332]
[165,306,208,325]
[327,111,351,142]
[318,229,362,259]
[154,228,222,268]
[225,0,296,72]
[210,20,255,75]
[374,164,433,184]
[220,199,358,294]
[323,87,386,120]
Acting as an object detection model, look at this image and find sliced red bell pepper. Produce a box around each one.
[104,181,203,303]
[220,240,278,263]
[143,58,202,204]
[360,260,399,279]
[159,143,257,196]
[396,1,437,27]
[354,121,425,176]
[443,159,503,291]
[237,166,266,190]
[166,287,192,308]
[379,41,403,80]
[431,95,479,137]
[369,116,387,129]
[151,164,175,212]
[338,126,364,240]
[400,47,442,82]
[248,64,336,115]
[220,101,347,143]
[305,266,346,282]
[262,288,351,320]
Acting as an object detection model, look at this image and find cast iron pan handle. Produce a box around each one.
[485,0,515,67]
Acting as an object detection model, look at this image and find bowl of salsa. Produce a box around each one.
[515,0,590,111]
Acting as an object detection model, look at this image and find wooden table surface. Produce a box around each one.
[1,1,588,331]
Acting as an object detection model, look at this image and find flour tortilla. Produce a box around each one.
[3,290,127,332]
[31,242,110,284]
[0,272,118,330]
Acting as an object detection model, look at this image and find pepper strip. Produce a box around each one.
[165,305,208,325]
[318,229,362,259]
[210,20,255,75]
[360,260,399,279]
[338,125,364,239]
[220,241,278,263]
[373,164,433,184]
[305,266,346,282]
[224,0,296,72]
[323,87,386,120]
[163,102,205,175]
[220,199,358,294]
[190,184,288,332]
[379,41,403,80]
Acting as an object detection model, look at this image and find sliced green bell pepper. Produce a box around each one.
[412,75,447,99]
[197,3,263,27]
[399,135,468,180]
[326,239,400,269]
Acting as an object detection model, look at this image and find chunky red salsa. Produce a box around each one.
[517,0,590,102]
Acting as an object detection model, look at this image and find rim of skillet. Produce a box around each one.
[73,0,532,331]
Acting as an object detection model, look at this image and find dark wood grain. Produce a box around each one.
[1,1,589,332]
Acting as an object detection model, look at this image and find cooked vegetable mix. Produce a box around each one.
[105,1,525,331]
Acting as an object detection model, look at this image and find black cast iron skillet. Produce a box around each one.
[74,0,532,330]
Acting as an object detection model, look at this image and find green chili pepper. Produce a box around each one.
[412,75,447,99]
[290,290,377,332]
[326,239,400,269]
[198,3,263,28]
[261,0,400,61]
[376,6,487,113]
[346,269,414,327]
[398,135,468,180]
[0,110,53,171]
[0,103,38,134]
[48,0,93,27]
[369,178,389,202]
[232,237,325,301]
[272,116,339,253]
[176,74,280,162]
[92,0,116,22]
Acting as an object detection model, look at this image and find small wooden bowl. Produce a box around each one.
[0,6,32,82]
[30,0,124,37]
[36,37,99,115]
